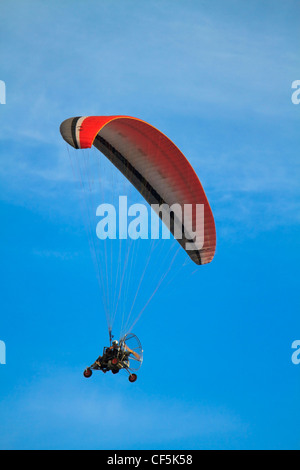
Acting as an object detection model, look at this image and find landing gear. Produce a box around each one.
[129,373,137,383]
[83,368,92,378]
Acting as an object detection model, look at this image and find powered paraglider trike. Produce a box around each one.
[60,115,216,382]
[83,333,143,383]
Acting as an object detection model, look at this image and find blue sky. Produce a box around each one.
[0,0,299,450]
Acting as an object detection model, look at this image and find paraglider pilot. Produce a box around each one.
[91,339,140,373]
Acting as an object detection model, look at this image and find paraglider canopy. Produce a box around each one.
[60,115,216,266]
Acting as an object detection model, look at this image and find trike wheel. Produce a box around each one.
[83,368,93,378]
[129,373,137,383]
